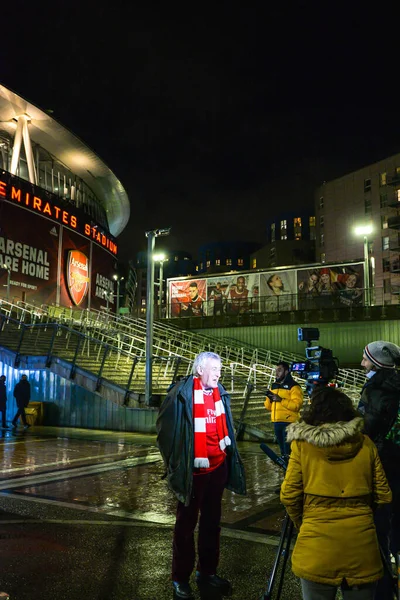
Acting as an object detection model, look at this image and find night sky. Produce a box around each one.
[2,3,400,263]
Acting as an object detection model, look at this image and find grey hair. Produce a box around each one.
[192,352,222,375]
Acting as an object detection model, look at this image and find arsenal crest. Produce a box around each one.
[66,250,90,306]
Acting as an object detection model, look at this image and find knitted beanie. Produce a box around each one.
[364,341,400,369]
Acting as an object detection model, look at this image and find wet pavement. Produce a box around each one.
[0,426,302,600]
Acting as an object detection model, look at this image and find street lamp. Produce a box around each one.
[113,274,124,315]
[153,253,167,315]
[3,264,11,301]
[145,228,171,405]
[354,224,373,305]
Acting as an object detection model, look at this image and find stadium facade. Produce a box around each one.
[0,84,130,311]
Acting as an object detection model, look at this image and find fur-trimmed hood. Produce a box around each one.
[286,417,364,461]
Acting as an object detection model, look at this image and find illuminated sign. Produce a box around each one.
[66,250,90,306]
[0,177,118,255]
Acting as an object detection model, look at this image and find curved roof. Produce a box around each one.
[0,84,130,237]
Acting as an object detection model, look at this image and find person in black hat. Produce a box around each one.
[0,375,8,429]
[359,341,400,600]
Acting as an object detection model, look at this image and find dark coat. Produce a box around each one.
[13,380,31,408]
[156,375,246,506]
[358,368,400,484]
[0,381,6,410]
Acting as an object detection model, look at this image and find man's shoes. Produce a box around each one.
[172,581,194,599]
[24,424,31,429]
[196,572,232,594]
[11,423,17,429]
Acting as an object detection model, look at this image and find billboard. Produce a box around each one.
[296,264,364,309]
[206,273,259,316]
[167,261,365,317]
[169,279,207,317]
[0,181,118,310]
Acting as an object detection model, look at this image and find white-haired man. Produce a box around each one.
[157,351,246,599]
[359,341,400,600]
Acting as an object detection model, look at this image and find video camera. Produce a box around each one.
[290,327,339,396]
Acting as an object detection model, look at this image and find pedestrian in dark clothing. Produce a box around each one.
[358,340,400,600]
[11,374,31,429]
[0,375,8,428]
[157,351,246,600]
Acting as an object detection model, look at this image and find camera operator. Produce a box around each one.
[264,361,303,457]
[358,341,400,600]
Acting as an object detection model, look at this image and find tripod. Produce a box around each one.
[259,443,294,600]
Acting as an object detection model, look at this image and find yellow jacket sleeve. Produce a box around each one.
[280,441,304,529]
[264,397,272,411]
[281,384,303,414]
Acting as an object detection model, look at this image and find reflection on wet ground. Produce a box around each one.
[0,427,285,534]
[0,427,300,600]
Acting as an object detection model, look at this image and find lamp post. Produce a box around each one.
[3,264,11,301]
[153,253,167,316]
[113,275,124,315]
[145,228,171,405]
[354,224,373,305]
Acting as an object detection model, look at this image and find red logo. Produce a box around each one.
[66,250,90,306]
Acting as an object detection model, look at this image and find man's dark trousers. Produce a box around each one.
[0,409,6,428]
[274,422,290,456]
[172,459,228,582]
[12,407,27,426]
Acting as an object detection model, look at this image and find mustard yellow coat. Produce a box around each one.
[280,417,392,586]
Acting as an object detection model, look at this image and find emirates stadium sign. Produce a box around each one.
[66,250,90,306]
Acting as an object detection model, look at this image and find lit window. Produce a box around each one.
[271,223,276,243]
[238,258,244,266]
[397,189,400,202]
[141,298,146,306]
[200,262,203,270]
[196,265,199,272]
[321,252,326,263]
[396,167,400,175]
[280,219,287,229]
[309,216,316,227]
[216,259,220,266]
[175,256,179,261]
[380,172,387,186]
[226,258,232,266]
[320,216,324,227]
[206,260,210,268]
[382,237,389,251]
[382,216,388,229]
[320,233,324,246]
[295,232,302,240]
[281,233,287,240]
[252,258,257,269]
[364,178,371,192]
[294,217,302,226]
[319,197,324,209]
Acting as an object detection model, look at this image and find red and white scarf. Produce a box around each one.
[193,376,231,468]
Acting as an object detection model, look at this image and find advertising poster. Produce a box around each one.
[296,264,364,309]
[259,270,296,312]
[0,201,59,305]
[90,243,118,312]
[206,273,260,316]
[169,279,207,317]
[60,229,91,309]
